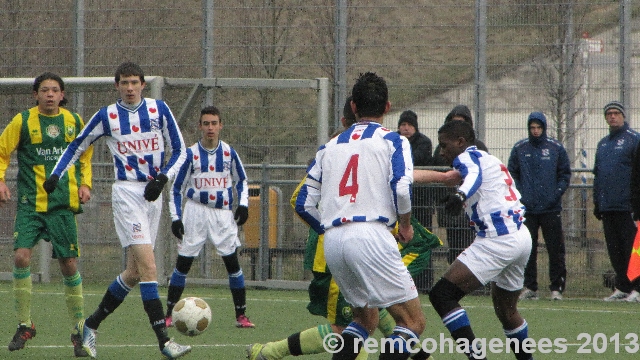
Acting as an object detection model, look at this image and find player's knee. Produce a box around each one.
[221,250,241,274]
[175,255,195,274]
[429,278,466,317]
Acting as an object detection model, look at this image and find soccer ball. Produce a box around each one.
[172,296,212,336]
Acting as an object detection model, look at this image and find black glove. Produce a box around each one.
[171,220,184,239]
[43,174,60,194]
[593,204,602,221]
[144,173,168,201]
[441,191,466,216]
[234,205,249,226]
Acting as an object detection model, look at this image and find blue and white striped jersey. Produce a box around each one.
[455,146,525,237]
[295,121,413,234]
[169,140,248,220]
[52,98,186,182]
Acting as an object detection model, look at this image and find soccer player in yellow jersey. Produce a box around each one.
[0,73,93,357]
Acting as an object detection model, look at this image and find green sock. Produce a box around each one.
[64,271,84,331]
[299,324,330,354]
[13,266,32,325]
[377,308,396,337]
[261,324,333,359]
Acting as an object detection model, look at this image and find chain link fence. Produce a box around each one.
[0,0,639,298]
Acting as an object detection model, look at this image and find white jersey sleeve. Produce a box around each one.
[455,146,525,237]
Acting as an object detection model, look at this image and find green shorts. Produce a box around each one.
[306,271,353,327]
[14,210,80,259]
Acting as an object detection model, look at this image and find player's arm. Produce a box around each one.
[0,115,22,202]
[169,148,193,222]
[159,101,187,181]
[77,115,94,191]
[413,169,461,186]
[294,157,323,234]
[51,110,103,179]
[455,153,481,199]
[230,147,249,208]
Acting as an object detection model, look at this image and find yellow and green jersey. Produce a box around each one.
[0,107,92,213]
[291,176,442,276]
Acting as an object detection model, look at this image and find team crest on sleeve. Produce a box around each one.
[223,160,232,171]
[46,124,60,138]
[150,118,160,130]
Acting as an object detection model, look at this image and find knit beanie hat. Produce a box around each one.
[445,105,473,125]
[603,101,625,118]
[398,110,419,131]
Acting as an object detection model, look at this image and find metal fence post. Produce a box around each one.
[258,162,271,281]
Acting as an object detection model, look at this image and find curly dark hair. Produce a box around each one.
[351,72,388,118]
[33,72,67,107]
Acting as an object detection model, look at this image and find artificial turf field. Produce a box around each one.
[0,283,637,359]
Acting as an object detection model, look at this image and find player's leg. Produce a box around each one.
[520,215,540,299]
[492,284,532,360]
[249,273,352,359]
[167,201,206,322]
[221,249,254,327]
[211,207,254,327]
[429,260,484,360]
[166,255,195,322]
[380,298,426,360]
[9,212,42,351]
[491,225,533,360]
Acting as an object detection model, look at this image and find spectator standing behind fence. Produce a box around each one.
[0,72,93,357]
[397,110,435,293]
[165,106,255,329]
[594,101,640,302]
[508,111,570,301]
[44,62,191,359]
[397,110,433,228]
[432,105,487,264]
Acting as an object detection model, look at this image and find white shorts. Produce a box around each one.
[323,222,418,309]
[112,181,162,248]
[178,200,241,257]
[457,225,532,291]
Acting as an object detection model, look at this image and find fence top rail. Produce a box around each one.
[0,76,164,95]
[164,77,325,90]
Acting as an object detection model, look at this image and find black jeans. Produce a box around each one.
[523,212,567,293]
[601,211,637,293]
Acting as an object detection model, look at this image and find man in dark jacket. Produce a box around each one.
[398,110,433,229]
[433,105,488,265]
[595,101,640,302]
[508,111,571,301]
[398,110,434,293]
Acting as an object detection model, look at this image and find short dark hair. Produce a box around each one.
[351,72,388,118]
[200,106,221,123]
[33,72,68,107]
[342,95,356,127]
[115,62,145,83]
[438,119,475,144]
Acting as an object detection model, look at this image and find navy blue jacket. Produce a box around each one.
[593,122,640,212]
[508,113,571,214]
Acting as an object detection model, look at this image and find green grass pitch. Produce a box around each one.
[0,283,637,359]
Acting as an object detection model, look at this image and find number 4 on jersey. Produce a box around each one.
[339,154,359,203]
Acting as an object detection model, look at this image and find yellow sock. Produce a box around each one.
[377,308,396,337]
[261,324,333,359]
[64,271,84,330]
[355,348,370,359]
[299,324,330,354]
[13,266,32,325]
